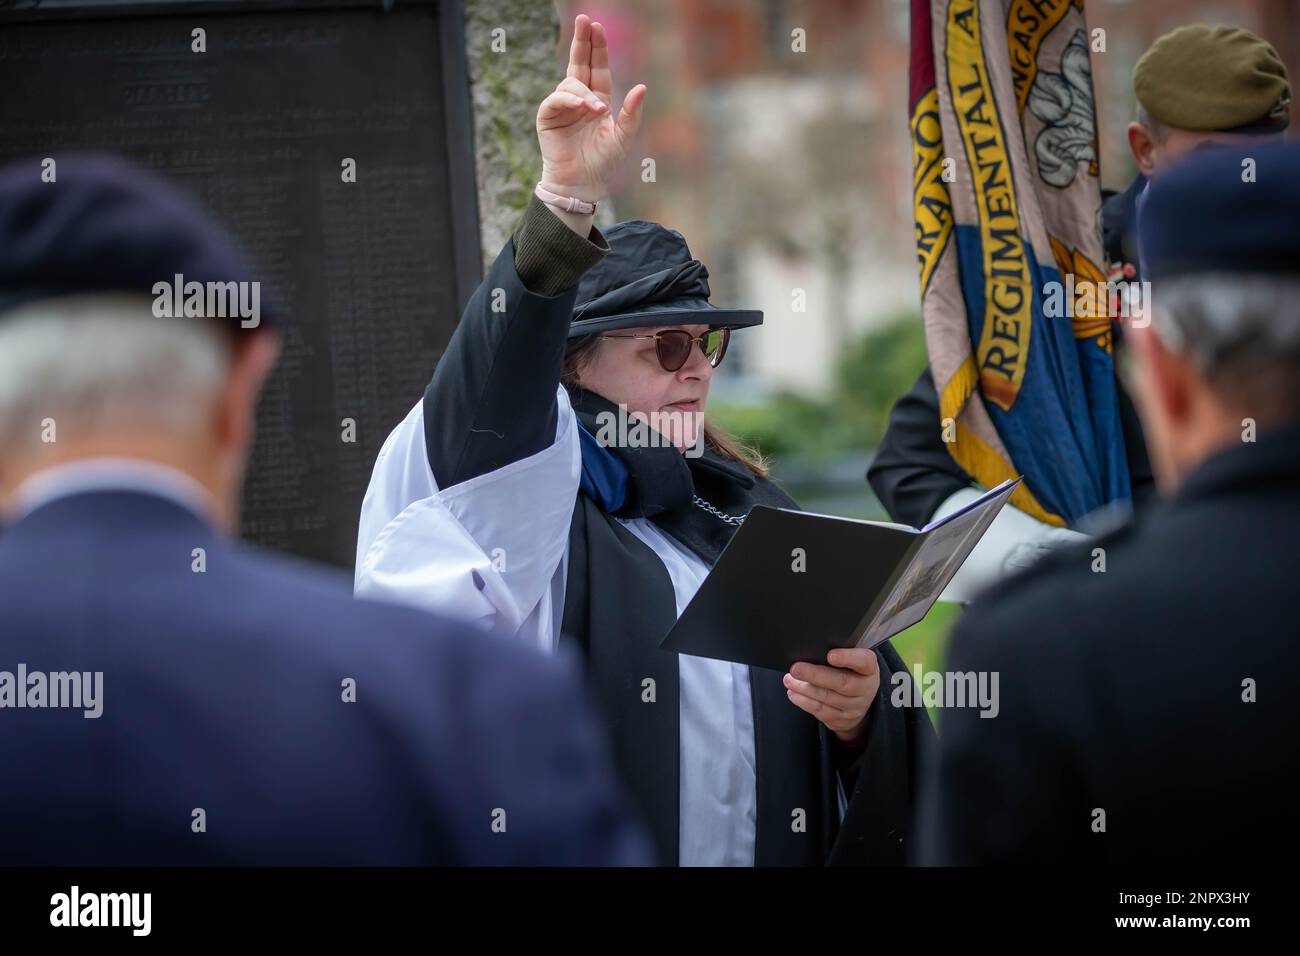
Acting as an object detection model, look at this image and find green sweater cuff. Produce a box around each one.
[512,194,610,297]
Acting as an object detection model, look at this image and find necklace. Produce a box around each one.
[692,494,746,526]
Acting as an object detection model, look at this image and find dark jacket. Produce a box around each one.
[915,420,1300,863]
[1102,174,1147,281]
[0,489,649,865]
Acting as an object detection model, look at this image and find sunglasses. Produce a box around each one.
[601,327,731,372]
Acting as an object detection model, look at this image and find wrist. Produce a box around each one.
[532,191,595,240]
[537,170,607,205]
[835,716,871,749]
[535,183,599,217]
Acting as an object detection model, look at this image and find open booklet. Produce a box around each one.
[659,477,1022,671]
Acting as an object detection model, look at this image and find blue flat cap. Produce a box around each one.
[1140,140,1300,281]
[0,154,277,330]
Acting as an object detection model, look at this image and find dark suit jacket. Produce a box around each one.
[0,489,650,865]
[915,420,1300,863]
[1101,174,1146,281]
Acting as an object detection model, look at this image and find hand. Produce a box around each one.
[783,648,880,743]
[536,14,646,204]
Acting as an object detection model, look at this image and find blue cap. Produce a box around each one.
[1140,140,1300,281]
[0,154,278,330]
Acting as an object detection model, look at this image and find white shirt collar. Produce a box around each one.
[7,457,216,525]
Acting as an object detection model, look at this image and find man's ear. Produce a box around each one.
[1128,320,1192,428]
[1127,121,1157,178]
[215,329,281,452]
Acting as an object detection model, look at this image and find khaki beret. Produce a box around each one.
[1134,24,1291,133]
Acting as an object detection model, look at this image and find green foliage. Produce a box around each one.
[711,391,856,460]
[713,311,929,460]
[832,310,931,447]
[889,600,961,729]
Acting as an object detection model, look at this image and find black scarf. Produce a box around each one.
[559,387,835,866]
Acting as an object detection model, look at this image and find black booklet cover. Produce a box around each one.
[660,478,1021,671]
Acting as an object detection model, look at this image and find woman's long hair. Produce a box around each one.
[562,334,769,479]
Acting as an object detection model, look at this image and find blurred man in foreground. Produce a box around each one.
[0,155,648,865]
[917,141,1300,863]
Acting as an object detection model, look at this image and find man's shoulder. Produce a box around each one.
[0,530,589,863]
[949,493,1263,672]
[224,542,568,686]
[950,520,1145,665]
[1,510,565,692]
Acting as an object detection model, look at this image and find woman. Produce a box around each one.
[356,14,931,865]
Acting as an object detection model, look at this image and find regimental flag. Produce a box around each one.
[910,0,1130,525]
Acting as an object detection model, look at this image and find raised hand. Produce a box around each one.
[536,13,646,205]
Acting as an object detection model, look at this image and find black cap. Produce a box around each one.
[569,219,761,338]
[1140,140,1300,281]
[0,154,277,330]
